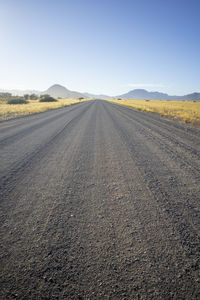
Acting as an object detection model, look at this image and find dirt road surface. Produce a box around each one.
[0,100,200,299]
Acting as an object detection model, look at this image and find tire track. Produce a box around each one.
[0,102,92,201]
[0,103,88,147]
[105,102,200,262]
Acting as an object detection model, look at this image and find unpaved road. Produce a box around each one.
[0,100,200,299]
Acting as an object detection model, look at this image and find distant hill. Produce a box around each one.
[84,92,111,99]
[117,89,170,100]
[177,92,200,101]
[0,89,39,96]
[1,86,200,101]
[117,89,200,101]
[41,84,85,98]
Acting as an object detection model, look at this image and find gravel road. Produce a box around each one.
[0,100,200,299]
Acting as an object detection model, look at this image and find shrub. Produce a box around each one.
[39,96,57,102]
[7,98,28,104]
[24,94,30,100]
[0,92,12,98]
[29,94,38,100]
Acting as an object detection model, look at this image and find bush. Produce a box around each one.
[0,92,12,98]
[29,94,38,100]
[7,98,28,104]
[39,96,57,102]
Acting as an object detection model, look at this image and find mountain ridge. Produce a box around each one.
[1,85,200,101]
[83,92,112,99]
[0,89,40,96]
[41,84,85,98]
[118,89,200,101]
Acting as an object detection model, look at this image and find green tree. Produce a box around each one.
[29,94,38,100]
[39,96,57,102]
[24,94,29,100]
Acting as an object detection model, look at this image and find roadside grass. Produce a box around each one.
[0,98,89,119]
[109,99,200,126]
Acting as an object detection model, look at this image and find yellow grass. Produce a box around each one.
[109,99,200,125]
[0,98,89,119]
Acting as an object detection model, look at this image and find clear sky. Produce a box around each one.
[0,0,199,95]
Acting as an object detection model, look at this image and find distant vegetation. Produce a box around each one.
[0,93,38,103]
[24,94,38,100]
[39,95,57,102]
[110,99,200,126]
[7,98,28,104]
[0,96,89,119]
[0,92,12,98]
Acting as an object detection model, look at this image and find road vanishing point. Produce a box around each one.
[0,100,200,299]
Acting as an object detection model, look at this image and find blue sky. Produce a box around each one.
[0,0,199,95]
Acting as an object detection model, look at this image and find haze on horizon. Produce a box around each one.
[0,0,199,96]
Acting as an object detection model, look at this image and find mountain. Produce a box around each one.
[118,89,173,100]
[177,92,200,101]
[0,89,40,96]
[117,89,200,100]
[83,92,111,99]
[1,86,199,101]
[41,84,85,98]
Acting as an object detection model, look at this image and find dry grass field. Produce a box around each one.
[109,99,200,126]
[0,98,89,119]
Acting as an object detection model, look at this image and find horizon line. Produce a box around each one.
[0,85,199,97]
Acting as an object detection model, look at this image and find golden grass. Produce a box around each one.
[0,98,89,119]
[109,99,200,126]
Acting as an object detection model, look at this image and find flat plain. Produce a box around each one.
[0,100,200,299]
[110,99,200,126]
[0,98,88,120]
